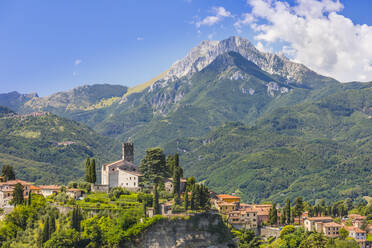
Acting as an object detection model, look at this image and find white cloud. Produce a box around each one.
[243,0,372,82]
[196,7,232,28]
[74,59,82,66]
[136,37,144,41]
[234,13,255,33]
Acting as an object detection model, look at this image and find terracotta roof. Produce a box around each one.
[348,214,366,220]
[217,194,241,199]
[0,179,31,186]
[344,226,366,233]
[39,185,61,190]
[30,185,40,190]
[323,222,342,227]
[105,159,136,169]
[307,216,333,221]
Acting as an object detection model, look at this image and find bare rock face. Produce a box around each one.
[131,213,234,248]
[162,36,317,85]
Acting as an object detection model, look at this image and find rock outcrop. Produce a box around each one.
[131,213,235,248]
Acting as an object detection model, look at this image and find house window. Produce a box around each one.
[134,183,136,186]
[126,183,128,186]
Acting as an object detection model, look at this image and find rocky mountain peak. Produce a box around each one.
[160,36,323,87]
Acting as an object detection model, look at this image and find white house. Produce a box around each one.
[101,143,142,191]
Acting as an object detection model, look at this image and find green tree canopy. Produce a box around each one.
[12,183,24,206]
[139,147,167,185]
[1,165,15,182]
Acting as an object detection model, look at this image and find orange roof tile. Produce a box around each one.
[323,222,342,227]
[39,185,61,190]
[0,179,31,186]
[217,194,241,199]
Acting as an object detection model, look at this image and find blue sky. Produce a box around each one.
[0,0,371,96]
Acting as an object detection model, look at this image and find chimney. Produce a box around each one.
[122,142,134,163]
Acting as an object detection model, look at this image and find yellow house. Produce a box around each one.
[217,194,241,203]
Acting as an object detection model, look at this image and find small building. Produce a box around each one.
[101,143,142,191]
[146,207,154,218]
[322,222,342,238]
[344,226,366,243]
[164,178,187,193]
[39,185,61,197]
[0,180,31,207]
[228,209,258,230]
[161,202,173,215]
[66,188,83,199]
[30,185,41,194]
[217,194,241,203]
[214,201,238,214]
[304,216,333,232]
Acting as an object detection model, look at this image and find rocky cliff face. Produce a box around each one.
[131,214,234,248]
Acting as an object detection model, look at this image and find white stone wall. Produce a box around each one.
[109,170,119,188]
[118,170,139,188]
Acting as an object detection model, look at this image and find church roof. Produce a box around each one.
[105,159,136,171]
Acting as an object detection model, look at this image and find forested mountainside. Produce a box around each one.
[0,111,120,184]
[0,36,371,203]
[171,83,372,203]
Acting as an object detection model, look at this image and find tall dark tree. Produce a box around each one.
[28,192,32,206]
[140,147,167,184]
[285,198,291,224]
[71,206,82,232]
[49,215,56,236]
[190,186,196,210]
[85,158,91,183]
[90,158,96,184]
[269,203,278,225]
[12,183,24,205]
[153,184,160,215]
[42,216,50,243]
[1,165,15,182]
[184,189,189,211]
[173,166,182,197]
[280,208,286,225]
[294,197,304,224]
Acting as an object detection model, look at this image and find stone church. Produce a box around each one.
[101,143,142,191]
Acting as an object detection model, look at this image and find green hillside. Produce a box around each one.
[0,113,121,184]
[91,52,339,162]
[175,83,372,203]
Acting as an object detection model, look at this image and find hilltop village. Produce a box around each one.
[0,143,372,248]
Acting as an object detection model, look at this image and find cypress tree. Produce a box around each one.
[184,189,189,211]
[90,158,96,184]
[280,208,286,225]
[71,206,82,232]
[49,215,56,236]
[28,192,32,206]
[12,183,24,205]
[294,197,304,224]
[153,184,160,215]
[173,166,181,197]
[269,203,278,225]
[190,186,196,210]
[42,216,50,243]
[85,158,91,183]
[285,198,291,224]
